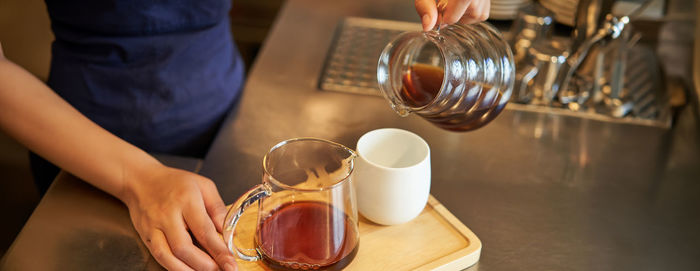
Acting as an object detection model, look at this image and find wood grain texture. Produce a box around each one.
[227,195,481,270]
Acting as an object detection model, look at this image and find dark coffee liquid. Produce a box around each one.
[401,64,445,107]
[400,64,507,132]
[256,201,359,271]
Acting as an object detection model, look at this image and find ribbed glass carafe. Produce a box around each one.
[377,22,515,131]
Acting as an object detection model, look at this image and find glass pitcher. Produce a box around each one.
[223,138,359,271]
[377,22,515,131]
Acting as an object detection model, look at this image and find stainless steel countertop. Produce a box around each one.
[0,155,201,270]
[3,0,700,270]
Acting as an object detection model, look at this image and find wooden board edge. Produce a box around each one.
[414,195,482,271]
[418,246,482,271]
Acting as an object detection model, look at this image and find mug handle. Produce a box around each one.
[222,184,271,261]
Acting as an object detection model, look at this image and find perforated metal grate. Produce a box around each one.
[319,17,421,96]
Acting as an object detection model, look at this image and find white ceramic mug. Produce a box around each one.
[354,128,431,225]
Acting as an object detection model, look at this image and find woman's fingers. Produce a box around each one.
[184,198,238,271]
[197,178,228,233]
[443,0,472,25]
[460,0,490,24]
[415,0,491,29]
[415,0,439,31]
[479,0,490,21]
[124,167,237,270]
[145,229,194,271]
[162,216,219,271]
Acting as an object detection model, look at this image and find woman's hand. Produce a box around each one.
[0,38,236,271]
[121,165,237,271]
[415,0,491,31]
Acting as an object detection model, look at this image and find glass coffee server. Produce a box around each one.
[377,22,515,131]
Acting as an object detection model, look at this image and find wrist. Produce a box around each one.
[117,153,164,206]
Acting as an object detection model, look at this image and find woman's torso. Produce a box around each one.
[44,0,245,157]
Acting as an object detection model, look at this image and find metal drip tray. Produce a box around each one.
[319,17,671,128]
[319,17,420,96]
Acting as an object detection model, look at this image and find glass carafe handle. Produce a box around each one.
[222,184,271,261]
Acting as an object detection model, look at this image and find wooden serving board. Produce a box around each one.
[229,195,481,270]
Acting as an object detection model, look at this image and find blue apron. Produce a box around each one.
[31,0,245,193]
